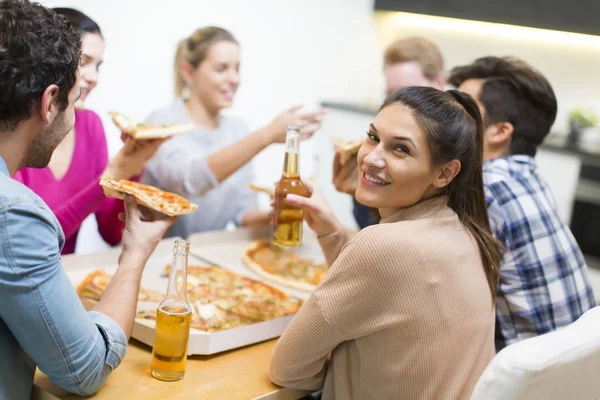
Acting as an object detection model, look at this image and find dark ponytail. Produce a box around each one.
[381,87,501,299]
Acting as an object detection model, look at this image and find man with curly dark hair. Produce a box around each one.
[0,1,176,397]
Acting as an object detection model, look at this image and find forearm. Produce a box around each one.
[317,228,351,266]
[207,128,270,183]
[93,254,146,339]
[269,298,343,390]
[240,208,270,227]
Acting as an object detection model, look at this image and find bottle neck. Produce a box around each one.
[166,240,189,301]
[282,132,300,177]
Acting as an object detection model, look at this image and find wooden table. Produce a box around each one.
[32,235,310,400]
[34,338,307,400]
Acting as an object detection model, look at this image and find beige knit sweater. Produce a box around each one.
[269,196,495,399]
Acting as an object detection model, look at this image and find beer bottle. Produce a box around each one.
[151,239,192,381]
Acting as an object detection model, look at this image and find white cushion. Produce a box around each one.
[471,306,600,400]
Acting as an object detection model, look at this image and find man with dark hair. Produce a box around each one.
[334,37,446,228]
[449,56,596,351]
[0,1,175,397]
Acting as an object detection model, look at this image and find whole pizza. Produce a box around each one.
[243,240,329,292]
[76,266,303,333]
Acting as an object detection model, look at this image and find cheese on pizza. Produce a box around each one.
[76,265,303,333]
[76,270,163,303]
[243,241,329,292]
[100,178,198,216]
[109,111,193,139]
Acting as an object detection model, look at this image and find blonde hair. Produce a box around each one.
[383,37,444,81]
[173,26,238,98]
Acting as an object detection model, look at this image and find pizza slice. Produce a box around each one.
[243,241,329,292]
[76,269,164,303]
[109,111,193,140]
[332,136,363,164]
[182,265,303,321]
[249,183,275,198]
[100,178,198,216]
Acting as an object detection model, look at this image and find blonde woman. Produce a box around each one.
[143,27,327,238]
[269,87,501,399]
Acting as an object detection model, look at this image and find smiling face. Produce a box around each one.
[355,103,443,218]
[75,32,104,110]
[186,40,240,112]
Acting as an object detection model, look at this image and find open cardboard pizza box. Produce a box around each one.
[187,225,327,301]
[64,235,302,355]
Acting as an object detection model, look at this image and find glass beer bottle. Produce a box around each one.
[273,124,311,247]
[151,239,192,381]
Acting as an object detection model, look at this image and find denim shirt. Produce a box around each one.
[0,156,127,399]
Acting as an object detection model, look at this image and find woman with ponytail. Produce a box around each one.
[142,27,328,238]
[269,86,500,400]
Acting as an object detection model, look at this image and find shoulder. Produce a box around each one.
[339,222,423,270]
[0,176,62,244]
[144,99,185,125]
[219,115,250,137]
[75,109,107,143]
[75,109,104,131]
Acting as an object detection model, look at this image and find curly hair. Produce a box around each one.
[0,0,82,131]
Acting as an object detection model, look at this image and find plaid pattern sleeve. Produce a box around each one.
[483,156,597,352]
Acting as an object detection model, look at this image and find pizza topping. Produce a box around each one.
[77,265,303,333]
[244,241,328,289]
[195,302,218,320]
[99,178,198,217]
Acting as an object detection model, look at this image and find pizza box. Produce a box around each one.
[64,236,301,355]
[187,225,327,301]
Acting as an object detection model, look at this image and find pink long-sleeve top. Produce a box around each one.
[14,109,125,254]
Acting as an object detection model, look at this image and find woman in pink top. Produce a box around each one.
[14,8,164,254]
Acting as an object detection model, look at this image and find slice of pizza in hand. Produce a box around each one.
[331,136,363,165]
[249,183,275,199]
[99,178,198,217]
[109,111,193,140]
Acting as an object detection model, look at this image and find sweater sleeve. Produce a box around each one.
[317,228,351,266]
[269,227,413,389]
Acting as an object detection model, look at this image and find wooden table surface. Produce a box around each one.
[34,338,307,400]
[32,233,311,400]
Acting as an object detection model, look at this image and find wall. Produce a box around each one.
[35,1,600,253]
[373,11,600,133]
[38,0,379,253]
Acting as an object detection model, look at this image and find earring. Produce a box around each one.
[182,79,192,99]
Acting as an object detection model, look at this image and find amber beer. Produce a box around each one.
[151,240,192,381]
[273,124,310,247]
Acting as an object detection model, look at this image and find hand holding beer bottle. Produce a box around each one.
[272,125,311,247]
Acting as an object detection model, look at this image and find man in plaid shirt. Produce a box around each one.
[449,57,597,351]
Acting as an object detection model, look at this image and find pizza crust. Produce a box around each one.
[243,241,319,292]
[99,178,198,216]
[109,111,193,140]
[249,183,275,198]
[332,136,363,164]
